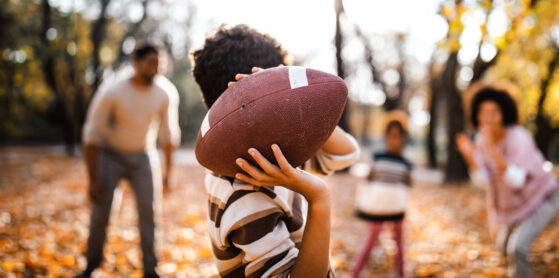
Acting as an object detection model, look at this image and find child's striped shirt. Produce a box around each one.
[205,136,359,277]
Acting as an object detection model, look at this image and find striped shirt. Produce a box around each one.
[355,153,412,222]
[367,153,412,185]
[205,134,359,278]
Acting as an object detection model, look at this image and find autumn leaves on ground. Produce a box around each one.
[1,147,559,278]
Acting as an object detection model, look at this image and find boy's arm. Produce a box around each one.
[235,145,331,278]
[321,126,357,155]
[305,127,359,175]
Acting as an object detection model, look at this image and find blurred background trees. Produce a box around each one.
[2,0,559,183]
[0,0,204,154]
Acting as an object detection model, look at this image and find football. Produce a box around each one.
[195,66,348,177]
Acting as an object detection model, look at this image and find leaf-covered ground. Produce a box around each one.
[1,147,558,277]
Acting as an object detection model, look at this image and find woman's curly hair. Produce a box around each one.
[471,87,518,128]
[192,24,289,108]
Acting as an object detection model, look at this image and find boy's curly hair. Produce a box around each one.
[191,24,289,108]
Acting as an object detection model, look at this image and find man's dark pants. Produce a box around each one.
[84,148,160,275]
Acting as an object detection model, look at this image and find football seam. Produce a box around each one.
[200,80,346,142]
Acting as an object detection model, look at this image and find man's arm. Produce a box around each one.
[83,144,99,180]
[83,143,104,203]
[82,87,112,202]
[83,144,105,202]
[157,80,181,192]
[162,142,175,191]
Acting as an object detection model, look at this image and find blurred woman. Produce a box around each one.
[456,87,558,278]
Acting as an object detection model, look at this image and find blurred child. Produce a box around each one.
[353,114,412,278]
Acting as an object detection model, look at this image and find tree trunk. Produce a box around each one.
[443,52,469,183]
[471,53,498,83]
[427,75,440,168]
[334,0,350,132]
[360,104,372,146]
[353,24,393,111]
[90,0,111,93]
[41,0,75,155]
[535,49,559,158]
[111,0,149,71]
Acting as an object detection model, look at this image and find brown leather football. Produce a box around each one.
[195,66,348,177]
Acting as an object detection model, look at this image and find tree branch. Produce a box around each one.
[90,0,112,93]
[111,0,149,70]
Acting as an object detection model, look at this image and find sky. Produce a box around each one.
[181,0,450,113]
[48,0,510,76]
[185,0,447,73]
[48,0,509,79]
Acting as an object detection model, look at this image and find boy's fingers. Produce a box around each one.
[235,74,248,81]
[252,67,263,73]
[228,81,235,88]
[236,158,273,182]
[235,173,273,186]
[271,144,293,174]
[248,148,282,177]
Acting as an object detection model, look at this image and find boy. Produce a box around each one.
[191,24,359,277]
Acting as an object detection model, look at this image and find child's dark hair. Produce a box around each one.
[471,87,518,128]
[385,120,407,137]
[132,43,159,60]
[191,24,289,108]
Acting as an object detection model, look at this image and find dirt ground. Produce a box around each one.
[1,147,559,277]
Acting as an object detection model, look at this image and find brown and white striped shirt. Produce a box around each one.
[205,134,359,278]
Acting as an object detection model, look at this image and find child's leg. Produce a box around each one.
[353,222,383,278]
[393,220,405,278]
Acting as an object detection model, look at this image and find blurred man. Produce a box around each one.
[78,43,180,278]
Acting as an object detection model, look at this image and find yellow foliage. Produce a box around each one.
[543,75,559,127]
[59,255,76,267]
[185,213,202,225]
[196,247,213,259]
[441,4,456,20]
[485,0,559,126]
[480,0,492,11]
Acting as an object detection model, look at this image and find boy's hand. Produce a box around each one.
[235,144,329,204]
[227,67,263,88]
[236,144,332,278]
[227,65,285,88]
